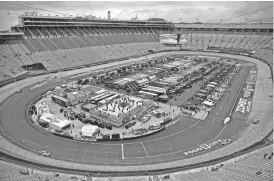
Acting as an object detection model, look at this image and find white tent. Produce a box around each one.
[202,101,214,107]
[81,125,98,137]
[39,113,71,130]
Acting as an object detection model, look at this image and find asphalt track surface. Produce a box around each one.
[0,57,253,166]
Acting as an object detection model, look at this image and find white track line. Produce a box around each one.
[121,144,124,159]
[127,124,228,159]
[141,142,149,157]
[228,67,250,117]
[125,119,202,144]
[179,96,189,105]
[212,118,216,123]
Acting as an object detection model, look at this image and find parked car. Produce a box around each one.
[105,123,112,130]
[98,123,105,128]
[140,115,151,123]
[221,139,231,146]
[253,119,260,124]
[151,110,164,118]
[37,150,51,157]
[148,124,161,130]
[134,128,148,135]
[125,123,132,129]
[55,129,63,133]
[81,118,90,124]
[90,120,98,125]
[16,89,22,93]
[38,122,49,128]
[125,121,137,129]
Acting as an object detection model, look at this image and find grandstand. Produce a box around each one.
[0,12,272,81]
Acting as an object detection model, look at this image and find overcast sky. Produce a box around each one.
[0,1,273,30]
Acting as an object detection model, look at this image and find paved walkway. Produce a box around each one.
[0,51,272,172]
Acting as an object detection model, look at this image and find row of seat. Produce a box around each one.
[0,160,85,181]
[24,33,159,52]
[0,41,165,79]
[0,45,28,80]
[180,31,272,51]
[23,42,164,71]
[16,27,164,38]
[167,145,273,181]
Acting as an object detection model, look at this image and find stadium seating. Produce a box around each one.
[0,45,28,80]
[51,38,69,49]
[170,145,273,181]
[40,38,58,50]
[208,31,218,48]
[0,144,272,181]
[28,38,47,52]
[0,26,273,81]
[22,27,160,53]
[1,41,164,72]
[202,32,212,49]
[0,161,85,181]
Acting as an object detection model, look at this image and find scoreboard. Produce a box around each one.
[159,33,188,46]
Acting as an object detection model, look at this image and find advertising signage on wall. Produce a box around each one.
[233,69,257,118]
[243,84,254,98]
[234,83,254,117]
[159,34,179,44]
[183,139,231,156]
[235,98,252,114]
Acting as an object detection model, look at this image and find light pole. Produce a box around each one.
[196,19,199,50]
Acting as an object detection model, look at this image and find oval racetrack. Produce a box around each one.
[0,52,272,169]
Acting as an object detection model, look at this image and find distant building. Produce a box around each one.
[108,11,111,20]
[148,18,166,21]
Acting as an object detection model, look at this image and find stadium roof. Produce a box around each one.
[0,32,24,36]
[175,23,273,29]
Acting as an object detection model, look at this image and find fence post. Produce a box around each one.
[171,152,174,166]
[105,152,107,171]
[24,150,27,160]
[72,155,74,169]
[257,131,261,141]
[160,149,162,163]
[248,135,251,146]
[93,151,96,171]
[116,158,118,171]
